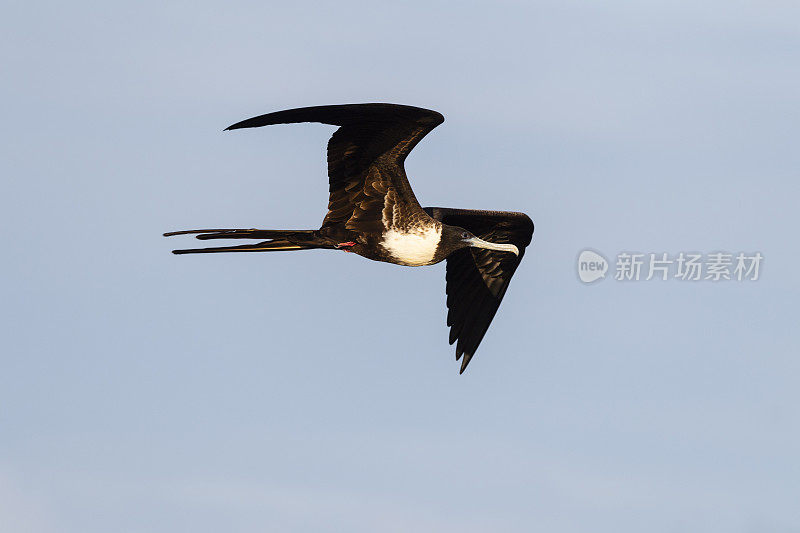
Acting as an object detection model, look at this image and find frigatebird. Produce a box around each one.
[165,103,534,373]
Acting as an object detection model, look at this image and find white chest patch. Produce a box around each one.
[381,225,442,266]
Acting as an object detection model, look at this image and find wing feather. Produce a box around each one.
[226,104,444,232]
[425,208,534,373]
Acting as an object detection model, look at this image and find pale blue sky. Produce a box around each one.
[2,1,799,532]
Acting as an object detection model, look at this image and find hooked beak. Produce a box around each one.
[465,236,519,256]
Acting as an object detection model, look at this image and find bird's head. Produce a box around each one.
[440,224,519,257]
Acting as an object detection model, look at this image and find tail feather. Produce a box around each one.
[164,228,323,255]
[164,228,309,239]
[171,240,307,255]
[164,228,244,237]
[194,230,305,240]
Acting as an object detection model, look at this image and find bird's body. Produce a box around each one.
[166,103,534,373]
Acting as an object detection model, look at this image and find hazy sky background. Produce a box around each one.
[2,1,799,532]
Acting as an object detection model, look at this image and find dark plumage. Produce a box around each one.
[165,103,534,373]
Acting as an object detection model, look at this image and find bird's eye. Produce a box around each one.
[461,232,470,239]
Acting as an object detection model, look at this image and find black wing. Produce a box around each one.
[226,103,444,234]
[424,208,534,373]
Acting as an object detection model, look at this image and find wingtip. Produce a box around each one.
[455,345,472,374]
[224,121,248,131]
[458,351,473,376]
[224,120,246,131]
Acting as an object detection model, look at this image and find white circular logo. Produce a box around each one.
[577,250,608,283]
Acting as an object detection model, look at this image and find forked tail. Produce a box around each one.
[163,228,324,254]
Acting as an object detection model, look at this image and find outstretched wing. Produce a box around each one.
[424,208,534,373]
[226,103,444,234]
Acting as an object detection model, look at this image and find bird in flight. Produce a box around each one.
[165,103,534,373]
